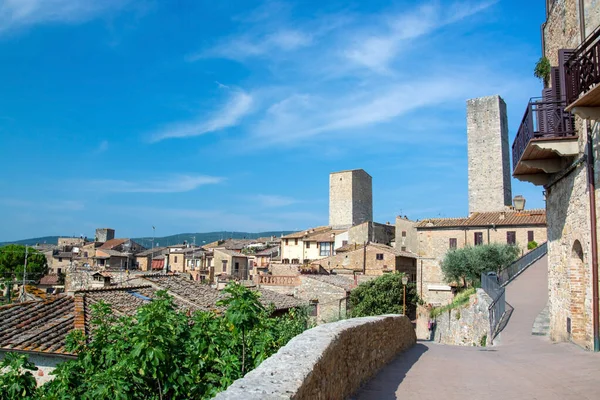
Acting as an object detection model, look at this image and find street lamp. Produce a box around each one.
[402,274,409,316]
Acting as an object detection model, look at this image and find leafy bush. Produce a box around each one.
[534,56,551,85]
[4,284,309,400]
[430,287,476,318]
[441,244,520,288]
[349,273,417,318]
[527,240,538,250]
[0,353,38,400]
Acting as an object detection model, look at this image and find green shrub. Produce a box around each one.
[534,56,551,85]
[430,288,476,318]
[527,240,538,250]
[349,273,417,318]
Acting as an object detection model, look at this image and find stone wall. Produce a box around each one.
[467,95,512,214]
[213,315,416,400]
[431,289,492,346]
[395,217,417,253]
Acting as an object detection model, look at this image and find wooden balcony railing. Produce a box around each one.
[512,98,575,172]
[565,27,600,106]
[255,275,300,286]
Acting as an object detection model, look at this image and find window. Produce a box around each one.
[285,239,289,245]
[507,231,516,245]
[222,260,227,272]
[319,242,332,257]
[84,252,88,257]
[402,231,407,237]
[306,242,310,249]
[57,268,62,275]
[401,246,407,252]
[376,253,384,260]
[474,232,483,246]
[449,238,457,249]
[528,231,534,243]
[342,240,348,246]
[174,256,178,263]
[58,258,63,262]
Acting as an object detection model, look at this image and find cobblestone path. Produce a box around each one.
[353,255,600,400]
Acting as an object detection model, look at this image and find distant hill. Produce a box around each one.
[0,231,293,248]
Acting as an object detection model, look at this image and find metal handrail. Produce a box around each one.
[498,242,547,287]
[565,26,600,105]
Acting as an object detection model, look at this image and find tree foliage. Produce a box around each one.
[349,273,417,318]
[3,284,309,400]
[0,352,38,400]
[441,243,520,287]
[0,244,48,282]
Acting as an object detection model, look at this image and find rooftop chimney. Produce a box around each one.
[513,195,526,211]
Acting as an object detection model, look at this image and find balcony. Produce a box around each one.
[512,98,578,186]
[565,27,600,118]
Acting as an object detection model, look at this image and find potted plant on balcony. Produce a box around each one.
[534,56,551,86]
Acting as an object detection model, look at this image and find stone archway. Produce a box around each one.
[569,240,587,345]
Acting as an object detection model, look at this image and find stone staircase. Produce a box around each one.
[532,303,550,336]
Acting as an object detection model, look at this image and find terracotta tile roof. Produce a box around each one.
[256,288,306,310]
[0,296,75,355]
[281,226,331,239]
[99,238,128,250]
[141,275,222,311]
[39,274,61,285]
[214,248,248,257]
[255,246,280,256]
[151,259,165,270]
[136,247,168,257]
[303,275,356,292]
[415,209,546,229]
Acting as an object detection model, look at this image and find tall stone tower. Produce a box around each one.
[329,169,373,229]
[467,95,512,214]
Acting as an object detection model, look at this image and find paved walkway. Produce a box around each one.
[353,255,600,400]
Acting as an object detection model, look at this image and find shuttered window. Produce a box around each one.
[507,231,516,245]
[449,238,457,249]
[528,231,534,243]
[474,232,483,246]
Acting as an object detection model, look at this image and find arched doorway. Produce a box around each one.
[569,240,587,345]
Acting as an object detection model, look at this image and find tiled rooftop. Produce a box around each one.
[415,209,546,229]
[0,296,75,355]
[304,274,356,292]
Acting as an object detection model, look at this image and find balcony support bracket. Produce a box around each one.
[514,174,550,186]
[532,140,579,157]
[521,159,564,174]
[570,107,600,121]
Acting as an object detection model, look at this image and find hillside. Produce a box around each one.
[0,231,293,248]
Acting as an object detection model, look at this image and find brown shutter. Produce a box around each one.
[559,49,576,102]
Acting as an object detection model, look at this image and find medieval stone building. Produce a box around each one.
[512,0,600,351]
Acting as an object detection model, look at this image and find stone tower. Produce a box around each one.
[95,228,115,243]
[467,95,512,214]
[329,169,373,229]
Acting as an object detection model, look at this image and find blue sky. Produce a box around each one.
[0,0,547,241]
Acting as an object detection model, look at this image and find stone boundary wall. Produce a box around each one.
[213,315,416,400]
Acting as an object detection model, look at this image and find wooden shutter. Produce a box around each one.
[528,231,534,243]
[559,49,576,102]
[507,231,516,245]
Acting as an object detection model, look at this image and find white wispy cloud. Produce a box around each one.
[149,89,253,142]
[0,0,131,34]
[343,1,497,73]
[188,29,313,62]
[85,175,224,193]
[253,194,297,207]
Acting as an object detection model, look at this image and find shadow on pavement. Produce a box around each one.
[349,343,429,400]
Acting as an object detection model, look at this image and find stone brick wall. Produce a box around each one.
[467,95,512,214]
[314,245,400,276]
[295,276,348,323]
[431,289,492,346]
[329,169,373,229]
[395,217,417,253]
[347,222,394,246]
[213,315,416,400]
[541,0,600,351]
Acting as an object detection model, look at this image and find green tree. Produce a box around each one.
[21,285,310,399]
[441,243,520,287]
[0,352,38,400]
[349,273,417,318]
[0,244,48,282]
